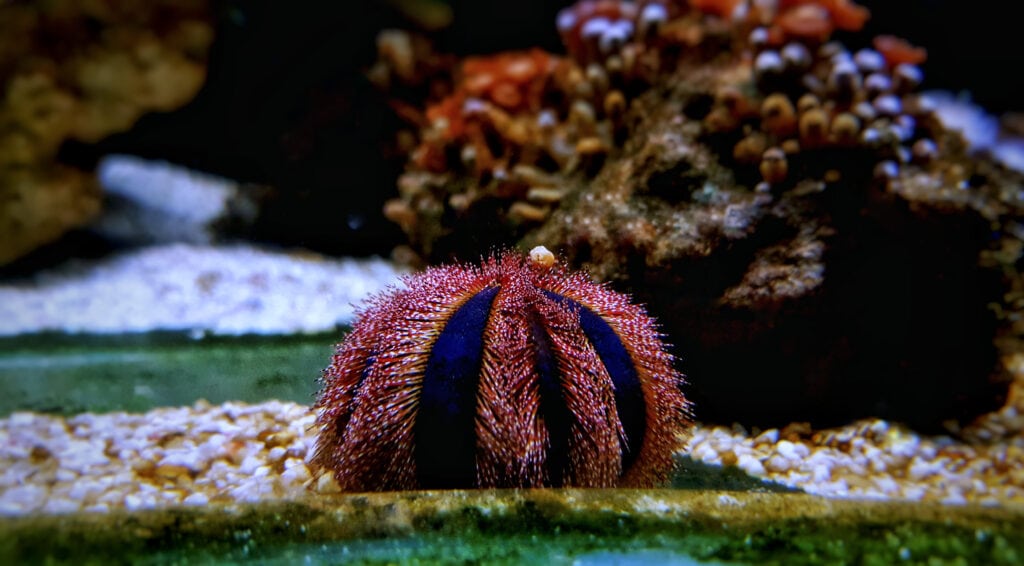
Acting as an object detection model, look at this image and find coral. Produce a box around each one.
[382,0,897,264]
[312,247,690,490]
[379,4,675,262]
[0,0,213,265]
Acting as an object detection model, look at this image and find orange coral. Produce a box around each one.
[688,0,744,19]
[873,35,927,66]
[771,0,870,43]
[775,4,833,41]
[425,48,558,144]
[802,0,870,32]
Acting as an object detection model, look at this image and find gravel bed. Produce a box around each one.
[0,244,404,336]
[1,244,1022,514]
[0,400,318,515]
[2,394,1023,516]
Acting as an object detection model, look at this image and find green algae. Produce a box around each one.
[0,332,338,416]
[2,491,1022,565]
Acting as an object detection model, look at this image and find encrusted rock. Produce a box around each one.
[382,0,1022,430]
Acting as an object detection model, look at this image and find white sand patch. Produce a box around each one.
[0,243,405,336]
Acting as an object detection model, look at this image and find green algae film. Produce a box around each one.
[1,491,1022,565]
[0,332,336,416]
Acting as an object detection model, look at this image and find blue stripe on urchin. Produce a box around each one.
[414,284,648,487]
[543,290,647,471]
[529,311,573,487]
[415,285,500,488]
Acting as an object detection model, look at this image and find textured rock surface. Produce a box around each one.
[0,0,213,265]
[3,488,1023,563]
[523,62,1019,431]
[380,4,1024,431]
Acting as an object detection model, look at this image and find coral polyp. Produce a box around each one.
[312,246,690,491]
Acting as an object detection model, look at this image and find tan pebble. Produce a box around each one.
[586,63,610,97]
[448,192,473,212]
[799,108,829,147]
[716,87,750,115]
[528,246,556,268]
[155,464,192,481]
[759,147,788,184]
[575,136,606,155]
[733,132,767,164]
[265,431,297,449]
[526,187,566,204]
[761,93,797,138]
[704,106,738,132]
[796,93,820,114]
[512,164,559,187]
[830,112,860,145]
[315,472,341,494]
[383,199,417,231]
[508,201,549,223]
[604,90,627,119]
[569,100,598,132]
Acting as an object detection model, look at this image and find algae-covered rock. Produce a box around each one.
[3,490,1023,564]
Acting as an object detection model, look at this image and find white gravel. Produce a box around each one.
[686,420,1024,505]
[0,400,320,515]
[2,398,1023,516]
[0,243,404,336]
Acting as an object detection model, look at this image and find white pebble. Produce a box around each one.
[0,484,47,513]
[182,492,209,506]
[754,429,779,445]
[775,440,809,460]
[765,455,793,473]
[42,498,82,514]
[737,454,766,476]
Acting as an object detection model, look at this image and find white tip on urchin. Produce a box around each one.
[529,245,556,268]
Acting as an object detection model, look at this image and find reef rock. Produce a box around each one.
[383,1,1023,431]
[525,70,1015,432]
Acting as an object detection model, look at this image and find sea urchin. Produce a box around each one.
[312,246,691,491]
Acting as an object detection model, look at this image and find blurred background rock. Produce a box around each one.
[1,0,1019,273]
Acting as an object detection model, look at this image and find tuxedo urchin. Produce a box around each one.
[312,246,691,490]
